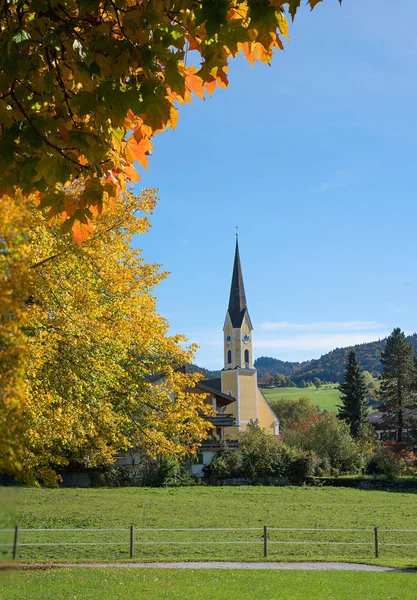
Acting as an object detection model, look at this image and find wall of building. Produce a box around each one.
[257,388,278,434]
[238,370,258,424]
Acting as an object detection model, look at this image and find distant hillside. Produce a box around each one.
[186,364,221,379]
[255,333,417,384]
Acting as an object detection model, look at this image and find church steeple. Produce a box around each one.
[227,235,252,329]
[220,236,279,436]
[223,236,253,371]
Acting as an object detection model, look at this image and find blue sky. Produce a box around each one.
[133,0,417,369]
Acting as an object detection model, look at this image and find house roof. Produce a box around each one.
[368,409,417,426]
[368,411,384,425]
[227,237,252,329]
[198,378,235,403]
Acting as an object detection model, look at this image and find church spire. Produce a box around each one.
[227,235,251,328]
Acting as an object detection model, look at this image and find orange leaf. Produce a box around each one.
[63,196,78,219]
[185,67,205,100]
[124,136,153,169]
[167,106,179,130]
[71,217,94,244]
[122,164,140,182]
[217,68,228,88]
[32,191,42,207]
[205,77,217,97]
[186,35,201,51]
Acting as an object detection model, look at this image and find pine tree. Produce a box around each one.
[338,350,369,437]
[379,328,416,443]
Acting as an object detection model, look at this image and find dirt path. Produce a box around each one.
[20,562,417,572]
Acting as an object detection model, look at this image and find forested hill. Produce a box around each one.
[255,334,417,384]
[186,364,221,379]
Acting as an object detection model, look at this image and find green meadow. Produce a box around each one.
[262,384,341,412]
[1,568,416,600]
[2,486,416,567]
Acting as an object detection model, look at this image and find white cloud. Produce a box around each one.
[312,169,360,194]
[259,320,383,333]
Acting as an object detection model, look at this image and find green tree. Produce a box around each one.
[269,397,319,428]
[283,412,362,475]
[239,421,287,480]
[260,372,274,387]
[379,328,416,443]
[338,350,369,437]
[313,377,322,389]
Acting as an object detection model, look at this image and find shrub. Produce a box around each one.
[366,445,403,479]
[366,444,417,479]
[283,412,363,475]
[269,398,320,428]
[88,452,198,488]
[240,421,288,481]
[204,423,315,485]
[286,450,317,484]
[203,440,244,484]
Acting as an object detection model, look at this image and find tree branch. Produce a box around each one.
[11,90,87,171]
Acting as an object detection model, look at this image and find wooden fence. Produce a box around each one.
[1,525,417,561]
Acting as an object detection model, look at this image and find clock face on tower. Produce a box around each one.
[242,333,251,344]
[225,334,232,344]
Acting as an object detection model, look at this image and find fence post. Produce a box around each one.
[12,525,19,560]
[374,527,379,558]
[130,524,134,559]
[263,525,268,558]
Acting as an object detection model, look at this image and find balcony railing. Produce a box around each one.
[201,413,236,427]
[200,439,240,450]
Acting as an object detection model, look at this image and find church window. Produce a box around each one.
[227,349,232,365]
[244,349,250,365]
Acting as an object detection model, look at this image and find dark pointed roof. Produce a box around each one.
[227,237,252,329]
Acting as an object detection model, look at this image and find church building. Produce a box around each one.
[201,236,279,437]
[119,236,279,481]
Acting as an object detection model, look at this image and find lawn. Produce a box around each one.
[1,567,416,600]
[2,486,416,567]
[262,384,341,412]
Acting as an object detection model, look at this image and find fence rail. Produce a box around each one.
[1,524,416,561]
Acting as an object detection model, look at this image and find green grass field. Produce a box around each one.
[2,486,416,567]
[1,568,416,600]
[262,384,341,412]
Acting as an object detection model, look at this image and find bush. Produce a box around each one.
[286,451,316,484]
[204,423,315,485]
[203,440,244,484]
[283,412,363,475]
[269,397,320,428]
[366,444,417,479]
[366,445,403,479]
[89,465,120,487]
[240,421,288,481]
[88,452,198,488]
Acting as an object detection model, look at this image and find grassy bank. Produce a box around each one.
[1,568,416,600]
[261,384,341,412]
[2,486,416,566]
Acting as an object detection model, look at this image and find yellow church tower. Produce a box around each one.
[221,236,279,435]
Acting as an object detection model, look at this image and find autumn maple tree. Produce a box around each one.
[1,189,212,484]
[1,0,343,483]
[0,0,341,242]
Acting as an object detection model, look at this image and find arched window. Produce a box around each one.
[244,349,250,365]
[227,350,232,365]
